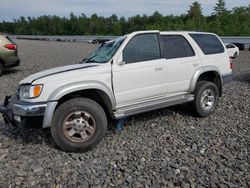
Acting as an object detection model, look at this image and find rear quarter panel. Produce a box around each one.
[0,35,19,65]
[189,33,232,76]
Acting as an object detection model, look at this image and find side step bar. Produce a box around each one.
[114,94,194,119]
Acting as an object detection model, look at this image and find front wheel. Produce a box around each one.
[51,98,107,152]
[189,81,219,117]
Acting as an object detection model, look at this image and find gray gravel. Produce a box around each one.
[0,40,249,187]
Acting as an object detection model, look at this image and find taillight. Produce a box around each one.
[4,44,17,50]
[229,58,233,69]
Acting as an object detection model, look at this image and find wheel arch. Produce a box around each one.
[189,66,223,96]
[43,81,116,128]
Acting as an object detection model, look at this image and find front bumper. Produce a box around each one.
[0,94,46,127]
[4,58,20,69]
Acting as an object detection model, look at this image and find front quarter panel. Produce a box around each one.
[42,80,116,128]
[48,80,116,108]
[21,63,113,103]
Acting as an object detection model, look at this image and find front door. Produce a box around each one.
[112,33,168,107]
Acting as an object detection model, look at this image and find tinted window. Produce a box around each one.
[189,33,224,55]
[161,35,195,59]
[123,34,160,63]
[6,36,15,44]
[226,44,235,49]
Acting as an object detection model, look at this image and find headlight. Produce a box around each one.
[20,84,43,99]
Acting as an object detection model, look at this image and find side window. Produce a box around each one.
[230,44,235,48]
[161,35,195,59]
[226,44,234,49]
[189,33,225,55]
[123,34,160,63]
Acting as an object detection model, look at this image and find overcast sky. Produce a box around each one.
[0,0,249,21]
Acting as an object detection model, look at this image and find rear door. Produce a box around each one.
[160,34,200,95]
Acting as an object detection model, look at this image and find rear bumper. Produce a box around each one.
[4,58,20,68]
[222,73,233,85]
[0,95,46,127]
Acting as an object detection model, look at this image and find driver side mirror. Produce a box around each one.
[116,52,125,65]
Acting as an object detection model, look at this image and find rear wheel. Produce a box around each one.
[51,98,107,152]
[0,62,3,76]
[189,81,219,117]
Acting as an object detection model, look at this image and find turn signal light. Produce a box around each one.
[33,85,43,97]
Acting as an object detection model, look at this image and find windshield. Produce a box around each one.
[84,36,125,63]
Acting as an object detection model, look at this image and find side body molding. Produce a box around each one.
[188,66,222,93]
[42,81,116,128]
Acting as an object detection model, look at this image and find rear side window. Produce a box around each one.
[226,44,235,49]
[189,33,224,55]
[161,35,195,59]
[123,34,160,63]
[6,36,15,44]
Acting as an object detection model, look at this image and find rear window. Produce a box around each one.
[161,35,195,59]
[189,33,224,55]
[6,36,15,44]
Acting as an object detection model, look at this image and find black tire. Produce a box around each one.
[189,81,219,117]
[0,62,3,76]
[51,98,107,152]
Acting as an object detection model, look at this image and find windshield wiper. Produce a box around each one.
[80,58,96,64]
[80,58,106,64]
[85,59,100,63]
[80,43,105,64]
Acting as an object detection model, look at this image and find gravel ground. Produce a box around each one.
[0,40,249,187]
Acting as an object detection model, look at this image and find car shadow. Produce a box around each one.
[0,120,56,147]
[131,104,193,122]
[233,73,250,85]
[4,68,21,75]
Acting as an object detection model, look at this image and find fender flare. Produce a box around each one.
[42,81,116,128]
[188,66,222,93]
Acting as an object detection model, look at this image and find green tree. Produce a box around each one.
[213,0,227,16]
[188,2,203,21]
[187,1,203,30]
[0,2,250,36]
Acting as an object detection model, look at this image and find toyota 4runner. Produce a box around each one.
[0,31,233,152]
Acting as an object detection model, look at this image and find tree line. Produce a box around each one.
[0,0,250,36]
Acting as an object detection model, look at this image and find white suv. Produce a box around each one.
[0,30,233,152]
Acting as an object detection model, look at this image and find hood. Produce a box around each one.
[19,63,100,85]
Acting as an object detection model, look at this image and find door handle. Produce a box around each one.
[155,67,164,71]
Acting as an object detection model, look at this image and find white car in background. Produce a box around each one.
[225,43,239,58]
